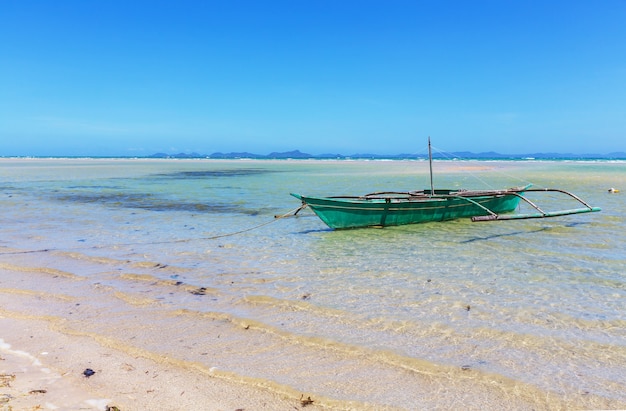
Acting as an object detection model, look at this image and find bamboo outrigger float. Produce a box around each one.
[291,138,601,229]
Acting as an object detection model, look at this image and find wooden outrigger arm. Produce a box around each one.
[471,188,601,222]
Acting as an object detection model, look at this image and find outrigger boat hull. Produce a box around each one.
[291,188,525,229]
[291,186,601,230]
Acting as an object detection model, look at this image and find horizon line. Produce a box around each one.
[2,148,626,160]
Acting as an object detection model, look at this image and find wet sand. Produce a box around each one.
[0,247,324,411]
[4,247,622,411]
[0,317,318,411]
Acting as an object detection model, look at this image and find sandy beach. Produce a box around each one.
[0,253,536,411]
[2,243,622,411]
[1,302,320,411]
[0,247,327,411]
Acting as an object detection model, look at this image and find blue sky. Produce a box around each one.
[1,1,625,156]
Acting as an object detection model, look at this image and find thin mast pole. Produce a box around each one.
[428,136,434,196]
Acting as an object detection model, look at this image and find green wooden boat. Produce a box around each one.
[290,139,601,229]
[291,186,600,229]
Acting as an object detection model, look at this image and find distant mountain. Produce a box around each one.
[149,150,318,159]
[266,150,312,159]
[203,152,258,159]
[149,152,208,159]
[148,150,626,160]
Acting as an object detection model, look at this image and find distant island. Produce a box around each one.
[148,149,626,160]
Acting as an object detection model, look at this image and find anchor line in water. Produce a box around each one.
[0,205,308,255]
[188,204,307,241]
[0,249,53,255]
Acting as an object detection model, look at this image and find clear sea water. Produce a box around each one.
[1,158,624,409]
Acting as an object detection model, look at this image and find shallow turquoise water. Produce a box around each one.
[1,158,624,409]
